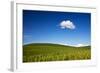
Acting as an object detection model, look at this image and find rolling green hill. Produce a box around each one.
[23,43,91,62]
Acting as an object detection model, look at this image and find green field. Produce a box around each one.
[23,43,91,62]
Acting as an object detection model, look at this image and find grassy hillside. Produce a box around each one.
[23,43,91,62]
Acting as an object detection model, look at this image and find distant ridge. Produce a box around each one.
[23,43,90,48]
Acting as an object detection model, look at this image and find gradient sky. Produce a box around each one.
[23,10,91,45]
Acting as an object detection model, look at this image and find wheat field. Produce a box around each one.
[23,43,91,62]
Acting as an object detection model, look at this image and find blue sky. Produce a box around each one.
[23,10,91,46]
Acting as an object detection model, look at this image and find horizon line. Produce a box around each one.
[23,42,91,47]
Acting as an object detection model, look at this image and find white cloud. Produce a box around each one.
[60,20,75,29]
[76,44,84,47]
[75,44,89,47]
